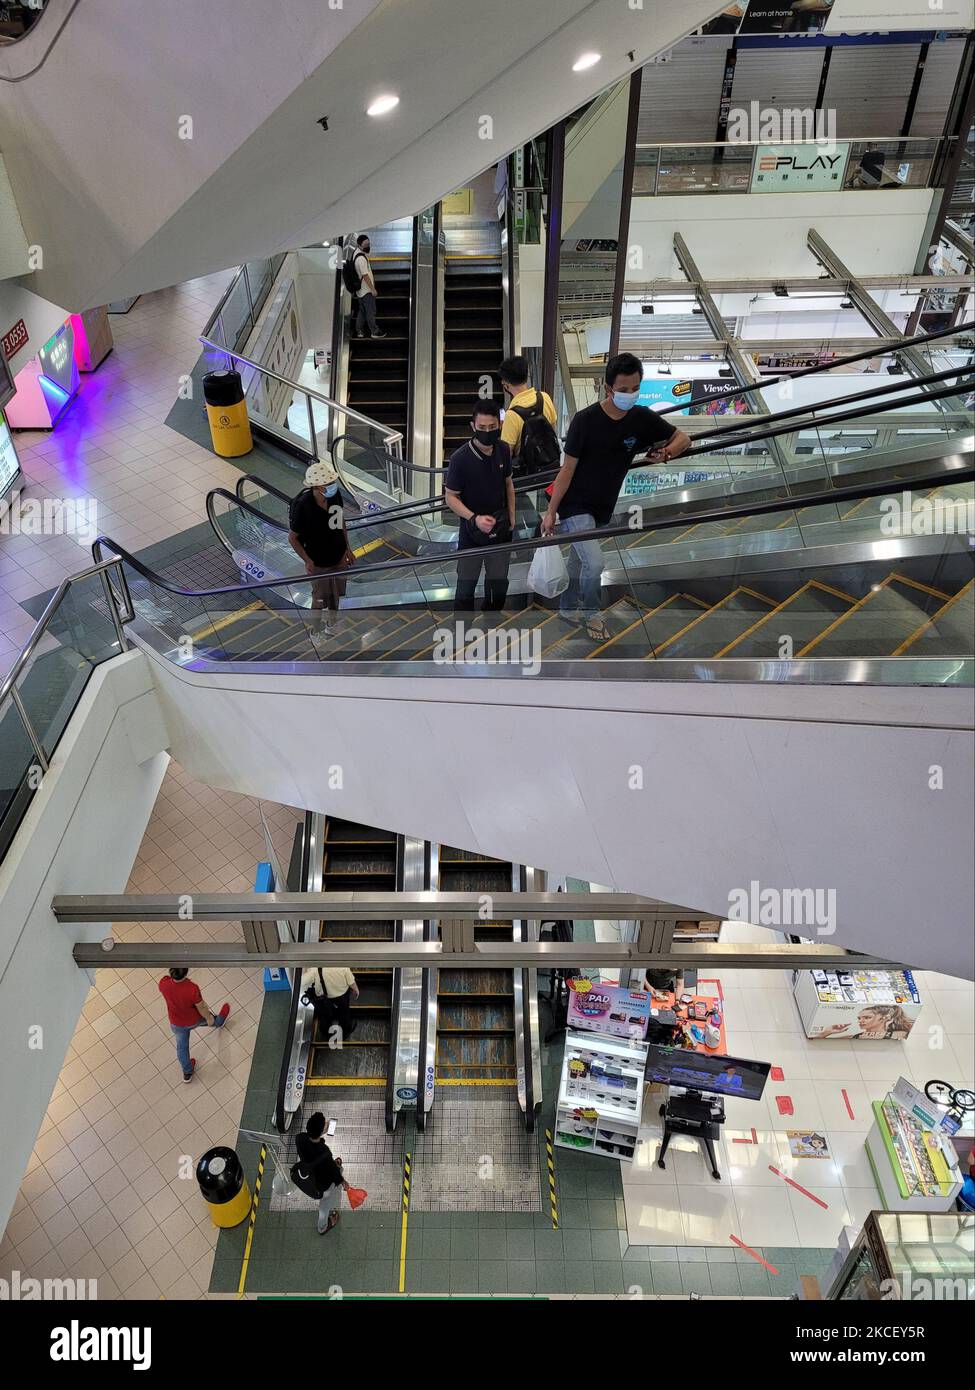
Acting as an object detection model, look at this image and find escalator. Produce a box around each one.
[345,263,412,442]
[430,844,540,1128]
[309,817,399,1085]
[441,256,505,460]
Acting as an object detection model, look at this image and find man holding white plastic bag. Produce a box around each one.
[539,353,690,642]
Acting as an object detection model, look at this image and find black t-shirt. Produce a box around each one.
[288,488,348,568]
[444,439,512,540]
[560,403,676,524]
[295,1133,343,1191]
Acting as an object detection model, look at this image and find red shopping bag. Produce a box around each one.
[345,1185,368,1210]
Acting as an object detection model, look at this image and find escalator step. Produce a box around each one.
[798,577,945,658]
[656,588,776,659]
[718,581,854,658]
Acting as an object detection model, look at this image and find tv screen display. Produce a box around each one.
[644,1046,770,1101]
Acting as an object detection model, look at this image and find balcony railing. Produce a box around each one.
[634,135,950,197]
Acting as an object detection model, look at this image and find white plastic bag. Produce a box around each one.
[528,542,569,599]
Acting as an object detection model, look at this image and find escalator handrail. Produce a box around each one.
[201,367,973,563]
[235,474,294,506]
[384,833,407,1133]
[93,385,975,600]
[273,812,314,1133]
[650,319,975,418]
[98,454,975,604]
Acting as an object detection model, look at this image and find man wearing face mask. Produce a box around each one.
[288,460,355,643]
[540,352,690,641]
[444,399,516,614]
[347,233,386,339]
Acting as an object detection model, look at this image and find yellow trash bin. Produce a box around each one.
[203,370,253,458]
[196,1146,251,1228]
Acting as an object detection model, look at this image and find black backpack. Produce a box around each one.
[511,391,560,472]
[341,249,364,295]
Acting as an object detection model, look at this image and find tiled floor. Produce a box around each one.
[622,925,975,1257]
[0,761,301,1300]
[1,273,240,676]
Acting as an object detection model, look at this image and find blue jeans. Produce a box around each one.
[558,512,604,620]
[171,1014,225,1073]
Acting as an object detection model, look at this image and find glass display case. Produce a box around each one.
[865,1084,963,1212]
[826,1212,974,1301]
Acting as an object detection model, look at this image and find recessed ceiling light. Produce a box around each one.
[367,94,399,117]
[572,52,601,72]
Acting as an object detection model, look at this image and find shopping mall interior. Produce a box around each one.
[0,0,973,1330]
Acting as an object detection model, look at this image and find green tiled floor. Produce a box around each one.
[212,984,836,1297]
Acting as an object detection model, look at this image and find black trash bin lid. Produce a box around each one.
[202,370,244,407]
[196,1145,243,1202]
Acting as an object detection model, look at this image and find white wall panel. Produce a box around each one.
[138,643,975,982]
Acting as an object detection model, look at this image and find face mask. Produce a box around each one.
[612,389,640,411]
[474,427,501,446]
[323,483,339,498]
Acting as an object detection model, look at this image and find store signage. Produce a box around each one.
[2,318,28,360]
[638,377,694,413]
[892,1076,938,1129]
[567,980,652,1040]
[750,142,850,193]
[0,413,21,500]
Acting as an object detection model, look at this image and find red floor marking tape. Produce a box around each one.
[730,1234,779,1274]
[699,977,724,1001]
[731,1127,759,1145]
[770,1066,784,1081]
[769,1165,830,1209]
[842,1087,855,1120]
[775,1095,793,1116]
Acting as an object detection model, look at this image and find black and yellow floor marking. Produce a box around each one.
[398,1151,412,1293]
[545,1129,559,1229]
[237,1144,266,1298]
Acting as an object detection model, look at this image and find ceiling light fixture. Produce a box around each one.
[367,94,399,117]
[572,52,601,72]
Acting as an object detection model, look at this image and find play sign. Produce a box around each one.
[750,143,849,193]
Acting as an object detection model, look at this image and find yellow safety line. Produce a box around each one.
[194,599,264,640]
[305,1077,386,1086]
[352,536,395,559]
[888,571,952,601]
[651,586,773,657]
[545,1129,559,1229]
[237,1143,265,1298]
[435,1077,517,1085]
[398,1152,412,1293]
[892,578,974,655]
[796,574,898,656]
[713,580,854,658]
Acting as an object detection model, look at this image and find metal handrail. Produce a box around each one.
[634,134,950,151]
[94,445,975,603]
[0,557,129,708]
[199,335,404,458]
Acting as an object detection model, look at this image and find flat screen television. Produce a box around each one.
[644,1046,770,1101]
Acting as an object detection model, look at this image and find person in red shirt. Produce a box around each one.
[158,967,231,1081]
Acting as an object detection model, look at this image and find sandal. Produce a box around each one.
[319,1211,339,1235]
[583,619,610,642]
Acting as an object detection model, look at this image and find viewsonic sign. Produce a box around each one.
[750,143,850,193]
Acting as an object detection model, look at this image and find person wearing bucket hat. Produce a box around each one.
[288,460,355,643]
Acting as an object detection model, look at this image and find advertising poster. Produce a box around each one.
[687,380,750,417]
[806,999,922,1040]
[787,1131,831,1159]
[0,412,21,501]
[567,980,652,1040]
[637,377,694,414]
[750,142,850,193]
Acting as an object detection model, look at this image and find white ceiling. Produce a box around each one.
[0,0,725,308]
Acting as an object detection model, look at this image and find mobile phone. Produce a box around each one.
[326,1118,337,1137]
